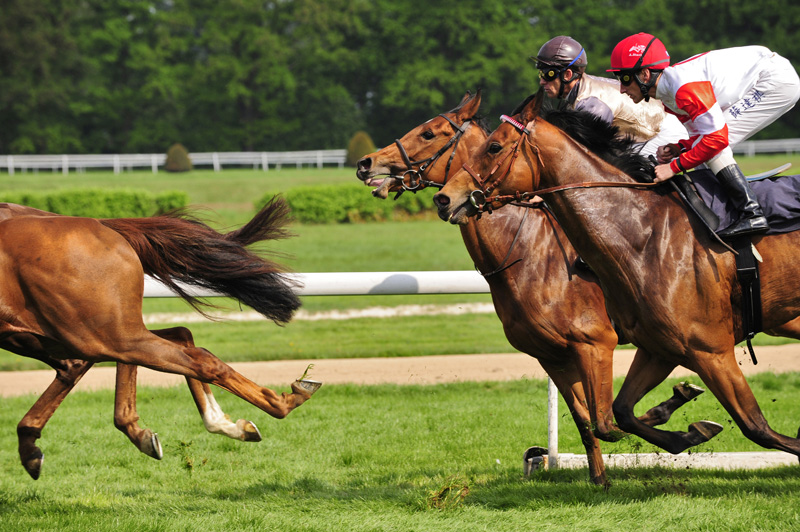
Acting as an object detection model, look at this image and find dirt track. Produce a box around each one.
[2,344,798,398]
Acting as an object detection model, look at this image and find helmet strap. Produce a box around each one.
[635,69,661,102]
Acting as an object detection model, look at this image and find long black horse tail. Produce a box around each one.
[99,195,301,325]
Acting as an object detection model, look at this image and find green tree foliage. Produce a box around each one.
[1,0,799,155]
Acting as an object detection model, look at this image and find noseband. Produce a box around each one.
[393,114,472,192]
[462,115,537,213]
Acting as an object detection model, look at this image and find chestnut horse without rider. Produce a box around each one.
[357,91,706,486]
[434,91,800,460]
[0,198,320,479]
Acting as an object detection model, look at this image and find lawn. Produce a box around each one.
[0,374,799,531]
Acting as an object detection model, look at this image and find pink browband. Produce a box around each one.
[499,114,527,132]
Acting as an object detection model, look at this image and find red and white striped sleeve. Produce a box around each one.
[669,80,729,173]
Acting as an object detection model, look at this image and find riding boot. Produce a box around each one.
[715,163,769,238]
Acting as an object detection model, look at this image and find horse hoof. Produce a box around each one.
[23,450,44,480]
[674,382,705,401]
[688,420,723,445]
[295,379,322,396]
[141,430,163,460]
[236,419,262,442]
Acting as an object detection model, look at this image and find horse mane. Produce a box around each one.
[510,92,654,182]
[541,108,654,183]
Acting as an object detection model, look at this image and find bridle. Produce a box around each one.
[463,114,662,214]
[392,114,473,193]
[461,114,539,213]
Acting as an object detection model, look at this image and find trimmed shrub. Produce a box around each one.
[345,131,377,167]
[155,190,190,213]
[257,184,437,224]
[165,143,192,172]
[0,188,189,218]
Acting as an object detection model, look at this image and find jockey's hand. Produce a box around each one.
[654,164,677,183]
[656,144,681,164]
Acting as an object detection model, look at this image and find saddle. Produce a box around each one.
[673,166,800,364]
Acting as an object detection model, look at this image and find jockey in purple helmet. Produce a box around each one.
[534,35,687,158]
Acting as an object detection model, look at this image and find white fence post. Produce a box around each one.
[547,378,559,469]
[62,155,69,175]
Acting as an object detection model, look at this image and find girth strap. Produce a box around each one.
[731,236,762,365]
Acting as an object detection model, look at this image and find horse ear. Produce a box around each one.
[520,88,544,124]
[454,89,482,121]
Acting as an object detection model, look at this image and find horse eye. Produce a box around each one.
[421,130,435,140]
[488,142,503,154]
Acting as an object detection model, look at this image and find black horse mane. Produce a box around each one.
[511,94,654,183]
[543,108,654,182]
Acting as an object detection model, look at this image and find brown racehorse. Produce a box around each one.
[434,90,800,460]
[0,198,320,478]
[357,91,707,486]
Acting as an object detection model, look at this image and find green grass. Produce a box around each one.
[0,374,799,531]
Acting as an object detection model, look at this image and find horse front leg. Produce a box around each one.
[540,360,608,487]
[637,381,706,427]
[114,363,163,459]
[613,349,722,454]
[153,327,262,442]
[17,359,94,479]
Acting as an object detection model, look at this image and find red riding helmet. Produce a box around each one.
[607,33,670,72]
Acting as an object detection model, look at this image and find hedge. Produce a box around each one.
[257,184,438,224]
[0,188,189,218]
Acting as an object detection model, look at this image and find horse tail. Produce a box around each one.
[99,195,301,325]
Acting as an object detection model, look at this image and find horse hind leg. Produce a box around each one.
[613,349,723,454]
[112,331,320,421]
[154,327,262,442]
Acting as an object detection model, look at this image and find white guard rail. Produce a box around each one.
[143,270,561,467]
[0,149,347,175]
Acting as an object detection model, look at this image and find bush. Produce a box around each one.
[165,143,192,172]
[256,184,437,224]
[0,188,189,218]
[345,131,377,167]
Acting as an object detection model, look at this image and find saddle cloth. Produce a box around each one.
[690,169,800,235]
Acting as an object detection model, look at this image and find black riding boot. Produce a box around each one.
[715,163,769,238]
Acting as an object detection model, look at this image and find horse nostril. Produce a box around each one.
[357,157,372,172]
[433,193,450,208]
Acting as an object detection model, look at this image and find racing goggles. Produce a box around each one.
[614,70,638,87]
[537,66,561,83]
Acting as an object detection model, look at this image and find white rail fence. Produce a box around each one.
[0,149,347,175]
[3,138,800,175]
[142,270,562,468]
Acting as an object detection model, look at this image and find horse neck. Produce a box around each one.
[527,128,683,276]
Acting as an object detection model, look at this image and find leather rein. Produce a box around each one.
[463,114,662,213]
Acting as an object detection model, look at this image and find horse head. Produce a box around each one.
[433,90,547,225]
[356,90,485,199]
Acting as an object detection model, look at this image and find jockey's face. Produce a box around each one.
[538,68,575,99]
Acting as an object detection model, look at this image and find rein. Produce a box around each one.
[464,114,661,211]
[392,114,472,192]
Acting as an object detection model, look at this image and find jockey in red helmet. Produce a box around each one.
[535,35,686,158]
[609,33,800,238]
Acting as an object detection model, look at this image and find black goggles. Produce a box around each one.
[614,70,638,87]
[537,67,561,83]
